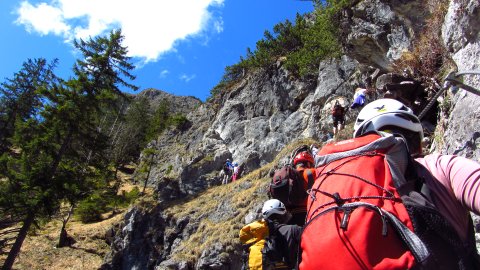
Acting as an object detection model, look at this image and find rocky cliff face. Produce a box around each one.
[137,88,202,115]
[340,0,428,70]
[440,0,480,159]
[141,56,364,205]
[102,0,480,269]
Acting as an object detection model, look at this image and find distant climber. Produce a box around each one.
[331,100,345,137]
[269,145,316,226]
[239,199,302,270]
[290,146,316,225]
[232,163,241,182]
[222,159,234,184]
[350,87,367,109]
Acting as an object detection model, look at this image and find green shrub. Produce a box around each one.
[76,193,107,223]
[166,165,173,175]
[123,187,140,204]
[76,187,140,223]
[168,114,190,130]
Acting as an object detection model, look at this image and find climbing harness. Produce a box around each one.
[418,70,480,120]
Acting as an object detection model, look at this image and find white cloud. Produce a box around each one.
[179,74,196,82]
[213,19,224,34]
[14,0,225,62]
[159,70,169,78]
[15,1,70,36]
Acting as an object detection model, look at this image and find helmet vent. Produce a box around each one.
[395,113,420,123]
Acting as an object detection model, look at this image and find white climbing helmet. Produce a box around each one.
[353,98,423,138]
[261,199,286,219]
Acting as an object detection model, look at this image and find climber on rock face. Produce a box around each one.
[331,100,345,138]
[350,87,367,109]
[231,162,241,182]
[222,159,234,184]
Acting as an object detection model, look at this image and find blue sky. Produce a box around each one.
[0,0,314,101]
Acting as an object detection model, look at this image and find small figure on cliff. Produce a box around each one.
[331,100,345,138]
[222,159,234,184]
[231,163,241,182]
[350,87,367,109]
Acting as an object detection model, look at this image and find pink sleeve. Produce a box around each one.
[432,154,480,213]
[416,154,480,240]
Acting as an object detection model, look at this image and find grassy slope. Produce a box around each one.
[0,170,151,270]
[12,213,122,270]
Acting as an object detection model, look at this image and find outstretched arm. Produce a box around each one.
[416,154,480,240]
[439,155,480,213]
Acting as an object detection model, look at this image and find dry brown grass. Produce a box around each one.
[393,0,454,82]
[165,172,270,263]
[10,212,124,270]
[0,167,142,270]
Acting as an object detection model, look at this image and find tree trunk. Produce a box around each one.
[108,100,125,137]
[49,128,74,177]
[2,212,35,270]
[142,153,154,195]
[58,228,68,248]
[57,204,75,248]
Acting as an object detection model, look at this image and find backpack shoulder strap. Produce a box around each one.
[397,158,433,201]
[305,169,314,190]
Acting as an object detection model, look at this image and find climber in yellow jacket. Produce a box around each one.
[239,199,302,270]
[239,219,269,269]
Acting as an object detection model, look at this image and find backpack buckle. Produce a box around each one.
[332,192,345,206]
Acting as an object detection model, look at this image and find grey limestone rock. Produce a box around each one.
[340,0,427,70]
[440,0,480,160]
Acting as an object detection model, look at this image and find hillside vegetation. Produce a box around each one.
[209,0,353,100]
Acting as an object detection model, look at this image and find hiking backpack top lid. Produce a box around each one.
[239,220,269,245]
[269,165,314,208]
[269,165,302,207]
[301,133,432,270]
[239,220,269,270]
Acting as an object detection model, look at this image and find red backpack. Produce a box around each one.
[331,103,344,117]
[300,133,478,270]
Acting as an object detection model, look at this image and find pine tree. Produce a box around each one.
[0,29,137,270]
[109,95,151,172]
[0,58,59,153]
[145,100,169,142]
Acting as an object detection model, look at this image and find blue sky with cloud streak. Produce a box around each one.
[0,0,314,101]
